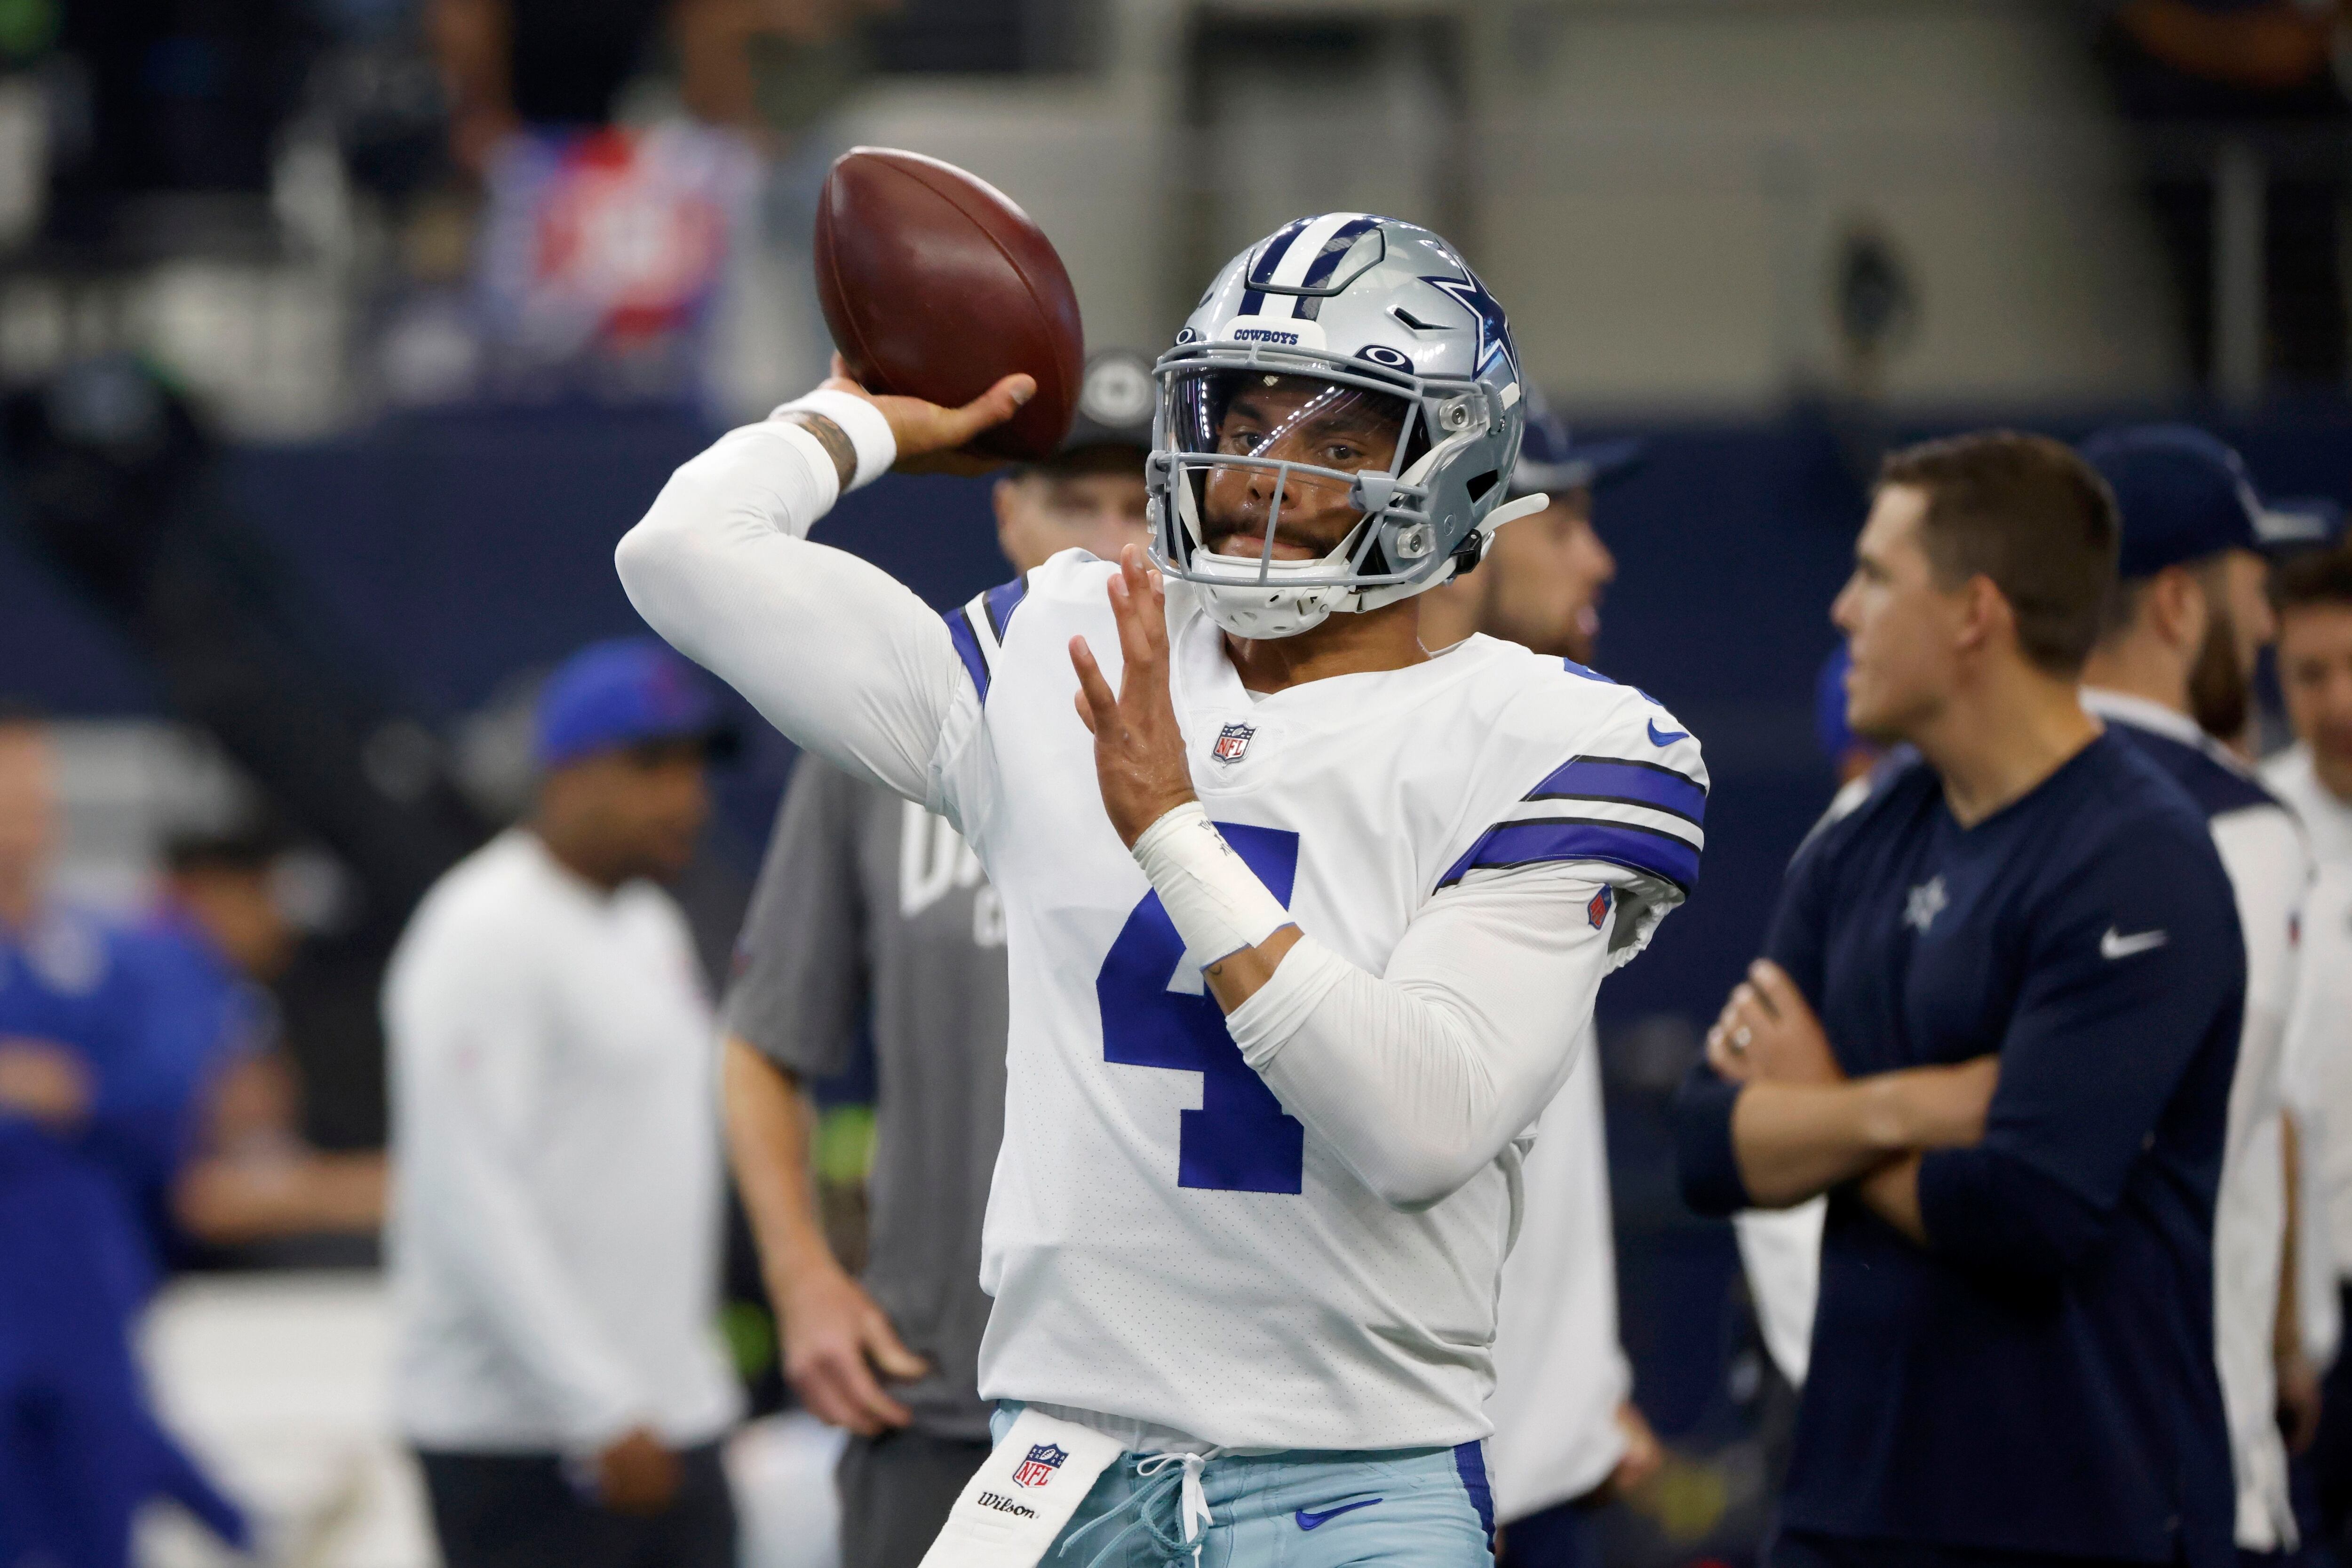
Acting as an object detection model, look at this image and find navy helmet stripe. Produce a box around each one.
[1438,818,1701,894]
[943,608,990,701]
[1298,216,1380,289]
[1527,757,1708,819]
[984,573,1030,642]
[1244,217,1316,288]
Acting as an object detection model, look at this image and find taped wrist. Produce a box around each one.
[770,388,895,491]
[1130,801,1294,966]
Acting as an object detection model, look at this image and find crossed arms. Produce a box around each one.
[1690,959,1997,1243]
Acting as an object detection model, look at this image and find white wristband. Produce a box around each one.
[1131,801,1295,966]
[771,387,896,491]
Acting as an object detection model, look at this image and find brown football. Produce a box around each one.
[814,147,1084,463]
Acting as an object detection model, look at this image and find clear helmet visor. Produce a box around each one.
[1161,368,1428,586]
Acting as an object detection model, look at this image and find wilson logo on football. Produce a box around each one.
[1013,1442,1069,1489]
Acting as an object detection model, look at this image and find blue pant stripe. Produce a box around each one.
[1450,1441,1494,1543]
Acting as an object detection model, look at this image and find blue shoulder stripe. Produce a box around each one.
[1527,757,1707,825]
[944,607,989,700]
[943,572,1032,703]
[1438,817,1700,895]
[984,573,1030,641]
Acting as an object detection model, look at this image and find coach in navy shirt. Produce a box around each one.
[1677,432,2242,1567]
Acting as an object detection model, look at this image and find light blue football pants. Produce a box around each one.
[992,1406,1495,1568]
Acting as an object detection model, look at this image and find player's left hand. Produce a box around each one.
[1071,545,1199,847]
[1706,960,1842,1086]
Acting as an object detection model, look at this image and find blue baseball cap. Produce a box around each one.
[534,637,726,771]
[1508,390,1644,500]
[2079,424,2307,580]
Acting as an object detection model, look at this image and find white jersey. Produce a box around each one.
[1733,1200,1824,1388]
[959,557,1695,1449]
[2266,745,2352,1342]
[1486,1033,1631,1521]
[2087,693,2313,1549]
[615,416,1705,1452]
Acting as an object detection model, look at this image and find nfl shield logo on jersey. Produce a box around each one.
[1013,1442,1069,1489]
[1213,722,1255,763]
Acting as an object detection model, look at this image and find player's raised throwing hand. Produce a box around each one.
[817,354,1033,476]
[1071,545,1199,847]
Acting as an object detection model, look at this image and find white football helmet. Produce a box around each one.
[1146,214,1542,640]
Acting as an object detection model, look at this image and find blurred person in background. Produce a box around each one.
[1416,394,1628,667]
[386,639,743,1568]
[429,0,871,166]
[0,706,249,1568]
[152,828,387,1253]
[2078,425,2318,1563]
[2264,546,2352,1547]
[1678,433,2243,1568]
[722,352,1153,1568]
[1416,400,1665,1566]
[431,0,671,168]
[2097,0,2351,388]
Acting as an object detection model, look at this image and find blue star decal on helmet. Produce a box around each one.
[1420,271,1515,378]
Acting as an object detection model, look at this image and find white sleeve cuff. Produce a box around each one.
[1223,936,1351,1071]
[771,388,896,491]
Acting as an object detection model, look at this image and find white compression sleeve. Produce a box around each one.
[615,413,974,809]
[1224,863,1625,1210]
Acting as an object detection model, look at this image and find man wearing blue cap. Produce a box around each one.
[2079,425,2325,1564]
[385,637,743,1568]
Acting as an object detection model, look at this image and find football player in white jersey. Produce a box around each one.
[617,214,1706,1568]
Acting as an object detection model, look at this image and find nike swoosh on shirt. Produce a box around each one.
[1295,1497,1383,1530]
[2100,927,2168,960]
[1647,719,1690,746]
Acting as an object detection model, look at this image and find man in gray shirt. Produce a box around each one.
[720,353,1153,1568]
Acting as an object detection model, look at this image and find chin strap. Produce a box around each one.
[1433,491,1550,588]
[1480,491,1552,537]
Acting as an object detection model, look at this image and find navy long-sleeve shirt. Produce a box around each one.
[1676,732,2240,1565]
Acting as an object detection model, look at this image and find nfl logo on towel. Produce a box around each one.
[1213,722,1255,763]
[1013,1443,1069,1489]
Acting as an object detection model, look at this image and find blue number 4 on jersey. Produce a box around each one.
[1096,823,1305,1194]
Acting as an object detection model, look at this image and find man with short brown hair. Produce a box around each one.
[1676,430,2241,1567]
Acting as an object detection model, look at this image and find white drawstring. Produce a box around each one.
[1133,1451,1215,1560]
